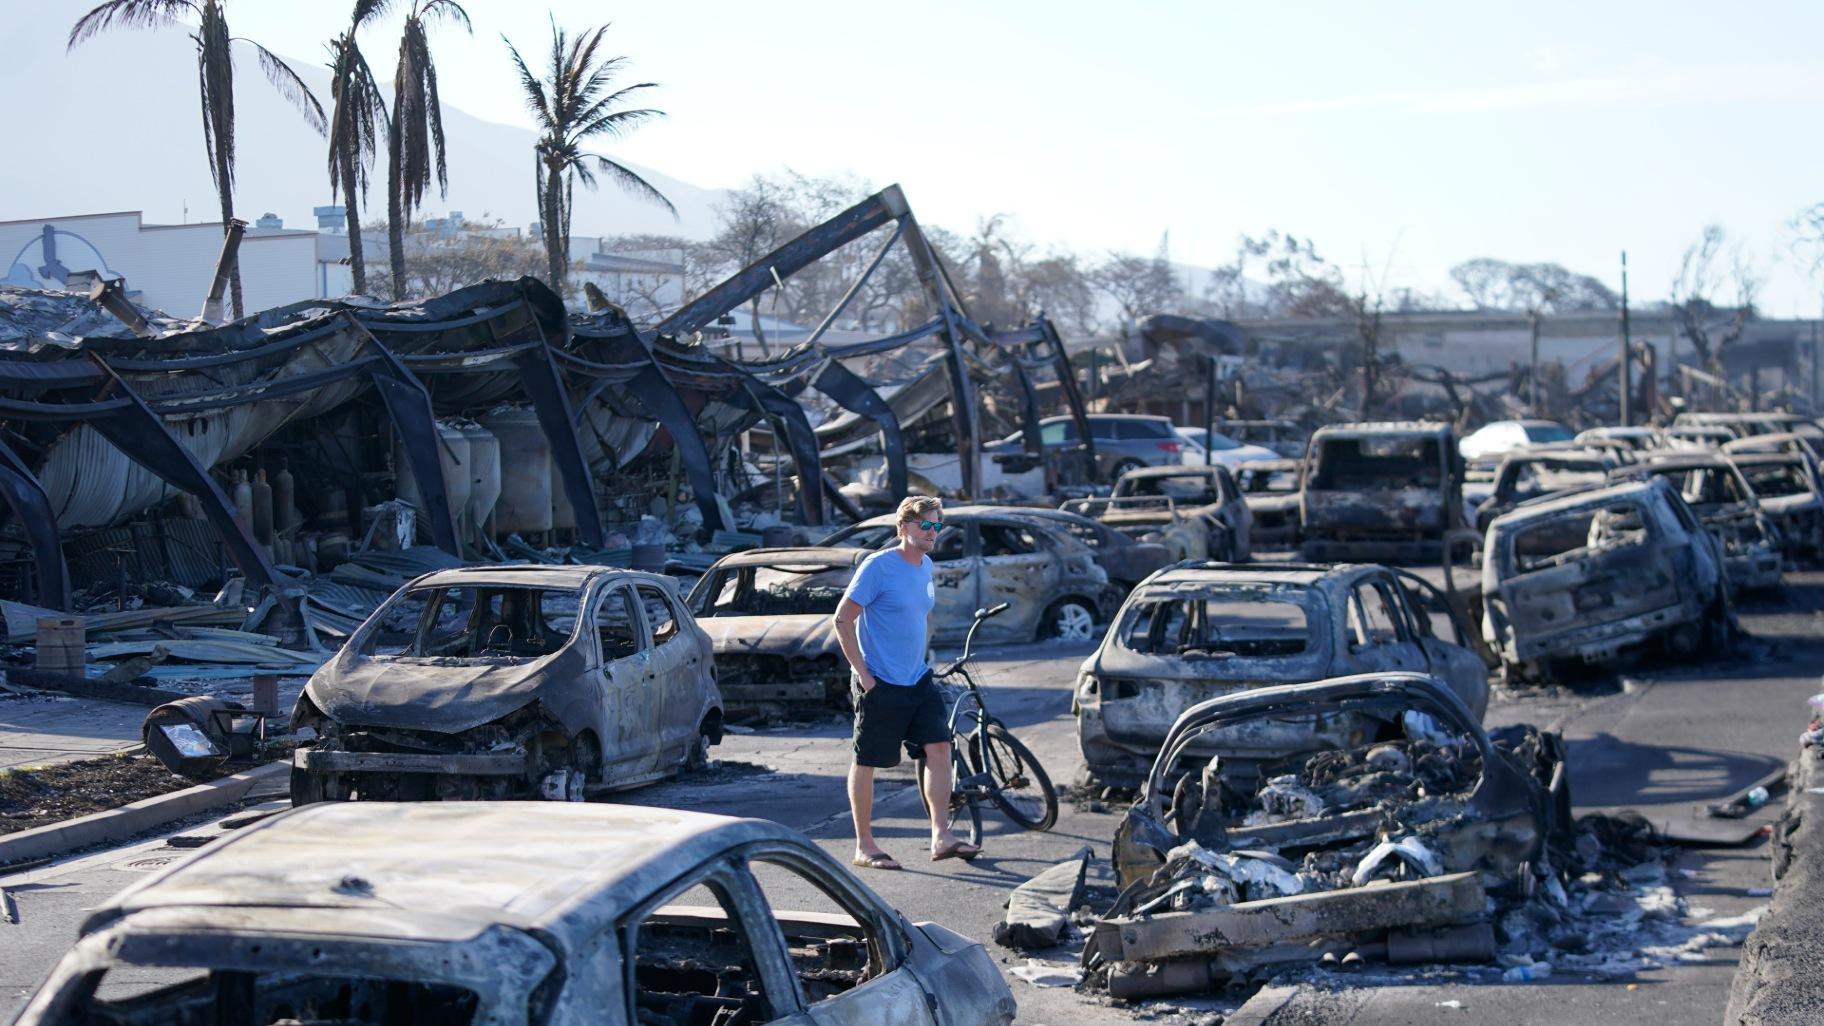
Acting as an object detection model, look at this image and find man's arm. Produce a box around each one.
[833,596,876,692]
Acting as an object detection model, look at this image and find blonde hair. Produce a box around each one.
[896,495,942,523]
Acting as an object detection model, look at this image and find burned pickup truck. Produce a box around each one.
[687,547,865,720]
[1090,672,1568,997]
[1299,422,1466,562]
[1063,465,1252,563]
[1075,562,1489,788]
[290,565,723,803]
[1481,478,1731,679]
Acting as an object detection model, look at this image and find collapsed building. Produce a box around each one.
[0,187,1136,654]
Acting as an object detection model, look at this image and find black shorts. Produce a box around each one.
[851,671,950,768]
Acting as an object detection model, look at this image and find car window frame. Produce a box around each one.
[592,582,650,664]
[633,582,682,648]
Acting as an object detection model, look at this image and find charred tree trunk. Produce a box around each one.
[215,166,242,321]
[339,152,366,296]
[386,125,406,300]
[543,164,567,299]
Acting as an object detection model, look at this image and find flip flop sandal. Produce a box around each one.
[850,852,903,871]
[931,841,982,862]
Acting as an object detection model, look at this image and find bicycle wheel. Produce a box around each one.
[917,751,983,847]
[973,723,1058,831]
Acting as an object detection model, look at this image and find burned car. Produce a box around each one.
[687,547,866,720]
[1481,478,1730,678]
[290,565,723,803]
[1090,673,1568,996]
[1075,562,1489,788]
[1609,452,1783,594]
[1299,421,1465,562]
[822,505,1112,642]
[1730,450,1824,560]
[1235,458,1302,550]
[990,506,1171,593]
[1472,447,1621,533]
[14,802,1017,1026]
[1064,464,1252,563]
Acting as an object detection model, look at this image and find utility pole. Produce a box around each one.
[1619,251,1632,426]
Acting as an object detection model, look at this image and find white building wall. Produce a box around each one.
[0,211,320,316]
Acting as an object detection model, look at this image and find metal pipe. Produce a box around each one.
[87,278,152,338]
[199,219,247,325]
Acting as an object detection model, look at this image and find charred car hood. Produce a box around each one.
[701,615,838,658]
[305,651,579,734]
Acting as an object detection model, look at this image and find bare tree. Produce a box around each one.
[1669,225,1761,381]
[363,216,545,300]
[1448,258,1617,312]
[1091,235,1184,325]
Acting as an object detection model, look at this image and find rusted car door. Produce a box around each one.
[634,582,698,771]
[591,583,658,780]
[929,524,977,643]
[975,519,1060,641]
[1498,498,1681,646]
[1342,577,1428,674]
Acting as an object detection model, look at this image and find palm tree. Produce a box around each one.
[386,0,469,300]
[326,1,391,296]
[70,1,325,320]
[505,20,675,300]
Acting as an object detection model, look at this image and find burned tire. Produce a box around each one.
[681,719,714,775]
[1041,598,1097,642]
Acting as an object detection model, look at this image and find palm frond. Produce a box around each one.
[502,34,553,130]
[570,90,660,143]
[421,0,470,30]
[587,154,677,218]
[68,0,196,48]
[246,40,326,134]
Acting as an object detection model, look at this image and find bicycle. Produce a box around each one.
[916,602,1060,846]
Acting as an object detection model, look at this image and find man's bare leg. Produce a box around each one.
[921,741,973,854]
[849,762,887,861]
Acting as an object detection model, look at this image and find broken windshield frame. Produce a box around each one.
[356,584,585,661]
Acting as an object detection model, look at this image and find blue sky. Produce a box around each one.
[27,0,1824,313]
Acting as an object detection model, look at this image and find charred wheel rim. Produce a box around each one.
[1049,600,1096,642]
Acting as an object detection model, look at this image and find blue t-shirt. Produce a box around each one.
[842,548,934,686]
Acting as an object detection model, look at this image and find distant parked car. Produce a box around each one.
[1075,561,1490,787]
[12,802,1018,1026]
[1610,453,1783,594]
[988,506,1171,592]
[1236,457,1303,549]
[984,413,1186,483]
[1730,450,1824,559]
[290,565,723,804]
[1175,427,1279,468]
[1474,448,1622,532]
[822,505,1114,642]
[1064,464,1252,562]
[1575,426,1666,452]
[1215,418,1309,458]
[1459,420,1573,460]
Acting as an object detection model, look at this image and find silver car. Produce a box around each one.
[291,565,722,802]
[12,802,1017,1026]
[985,413,1188,482]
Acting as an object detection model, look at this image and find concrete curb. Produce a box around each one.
[0,761,288,870]
[1725,726,1824,1025]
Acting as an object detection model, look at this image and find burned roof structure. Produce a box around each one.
[0,185,1097,620]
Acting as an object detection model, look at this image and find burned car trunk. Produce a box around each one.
[291,565,723,803]
[1299,422,1465,562]
[687,547,867,721]
[1481,478,1730,678]
[1090,673,1568,996]
[1236,459,1302,551]
[1076,563,1489,789]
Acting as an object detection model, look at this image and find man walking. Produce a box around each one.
[833,495,981,869]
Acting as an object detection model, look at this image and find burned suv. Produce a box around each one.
[1300,422,1465,562]
[1481,478,1730,677]
[1064,464,1252,563]
[1075,562,1489,788]
[291,565,723,803]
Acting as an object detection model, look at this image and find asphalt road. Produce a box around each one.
[4,573,1821,1025]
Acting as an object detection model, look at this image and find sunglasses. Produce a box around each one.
[914,519,946,532]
